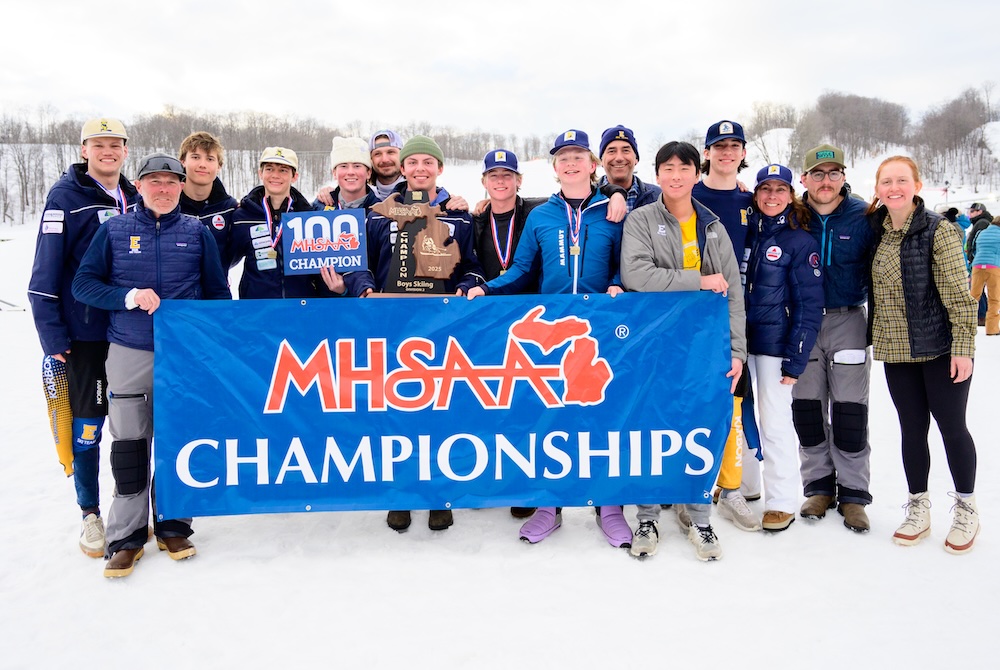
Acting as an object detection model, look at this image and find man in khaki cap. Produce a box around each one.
[27,117,139,559]
[231,147,332,298]
[793,143,876,533]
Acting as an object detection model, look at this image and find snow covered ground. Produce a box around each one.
[1,159,997,669]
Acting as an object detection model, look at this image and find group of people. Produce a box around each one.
[27,116,984,578]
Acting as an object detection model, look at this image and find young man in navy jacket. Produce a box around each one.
[27,117,138,559]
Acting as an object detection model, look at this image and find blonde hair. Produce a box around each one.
[551,149,599,185]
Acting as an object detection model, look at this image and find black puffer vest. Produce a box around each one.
[869,199,951,358]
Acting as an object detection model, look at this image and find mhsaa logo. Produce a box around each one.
[289,232,359,253]
[264,306,613,413]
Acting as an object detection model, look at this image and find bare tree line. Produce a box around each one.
[747,85,999,190]
[1,86,998,224]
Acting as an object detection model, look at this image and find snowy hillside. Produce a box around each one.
[1,155,997,669]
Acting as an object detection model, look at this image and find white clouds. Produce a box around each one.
[1,0,995,146]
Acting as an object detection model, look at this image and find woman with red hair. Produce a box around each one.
[866,156,980,553]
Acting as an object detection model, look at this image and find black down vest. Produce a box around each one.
[869,200,951,359]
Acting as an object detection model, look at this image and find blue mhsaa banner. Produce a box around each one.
[152,293,733,519]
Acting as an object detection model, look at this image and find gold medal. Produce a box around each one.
[500,269,506,275]
[570,245,580,256]
[266,248,278,259]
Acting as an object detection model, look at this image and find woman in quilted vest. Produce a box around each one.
[865,156,980,554]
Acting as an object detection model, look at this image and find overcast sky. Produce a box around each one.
[2,0,994,156]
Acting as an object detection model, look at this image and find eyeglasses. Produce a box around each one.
[807,169,844,182]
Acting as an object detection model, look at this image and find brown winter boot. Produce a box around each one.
[800,495,836,520]
[838,503,870,533]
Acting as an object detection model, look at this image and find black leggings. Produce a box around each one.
[883,355,976,494]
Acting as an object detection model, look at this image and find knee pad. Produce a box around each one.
[792,399,825,447]
[72,418,104,452]
[110,439,148,496]
[832,402,868,453]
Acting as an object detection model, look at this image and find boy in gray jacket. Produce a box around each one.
[620,141,747,560]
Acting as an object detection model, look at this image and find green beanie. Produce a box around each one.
[400,135,444,164]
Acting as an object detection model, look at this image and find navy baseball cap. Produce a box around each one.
[755,163,794,188]
[550,129,590,155]
[599,125,639,160]
[705,120,746,147]
[482,149,520,175]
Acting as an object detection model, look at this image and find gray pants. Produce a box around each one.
[791,308,872,504]
[104,344,192,556]
[636,503,710,526]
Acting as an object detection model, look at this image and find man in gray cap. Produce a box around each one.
[73,153,231,577]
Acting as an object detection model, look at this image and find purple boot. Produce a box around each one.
[519,507,562,543]
[597,505,632,548]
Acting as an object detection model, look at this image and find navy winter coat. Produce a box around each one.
[180,177,239,269]
[803,187,874,308]
[231,186,323,299]
[72,202,231,351]
[27,164,138,355]
[744,208,824,377]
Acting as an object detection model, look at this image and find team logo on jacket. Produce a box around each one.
[765,245,782,261]
[212,215,226,230]
[264,306,613,413]
[129,236,141,254]
[808,252,820,268]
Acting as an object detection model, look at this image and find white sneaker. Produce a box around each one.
[717,491,762,532]
[687,523,722,561]
[945,493,980,554]
[79,513,105,558]
[892,492,931,546]
[629,521,659,558]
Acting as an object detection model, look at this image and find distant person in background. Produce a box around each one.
[966,203,994,326]
[27,117,138,559]
[866,156,980,554]
[793,144,876,533]
[744,164,824,533]
[179,131,239,270]
[969,215,1000,335]
[692,119,761,532]
[942,207,971,234]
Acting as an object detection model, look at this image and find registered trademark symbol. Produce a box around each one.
[615,324,629,339]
